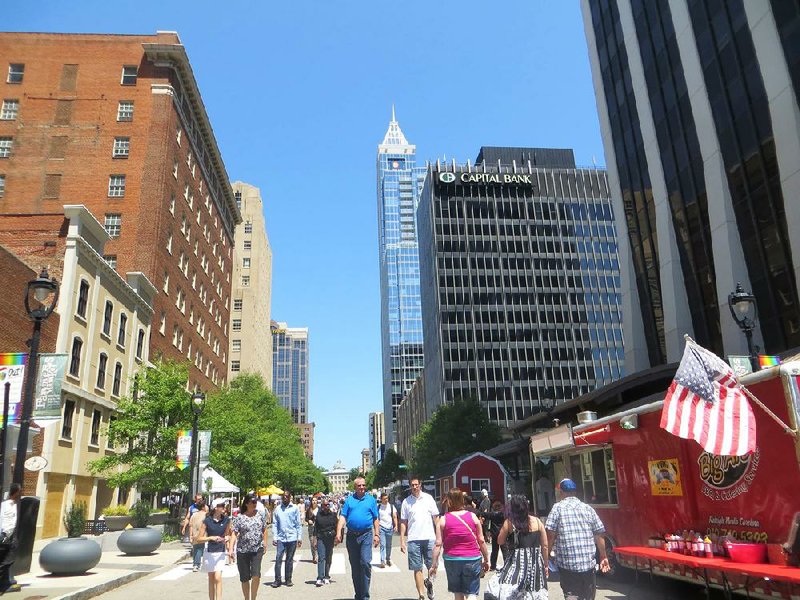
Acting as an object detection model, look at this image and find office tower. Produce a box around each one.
[229,182,273,383]
[0,32,240,390]
[376,108,426,448]
[417,147,624,428]
[361,448,371,474]
[368,411,385,465]
[581,0,800,371]
[271,321,309,423]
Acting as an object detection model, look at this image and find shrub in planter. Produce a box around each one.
[148,510,169,526]
[117,500,162,555]
[39,502,102,575]
[101,505,131,531]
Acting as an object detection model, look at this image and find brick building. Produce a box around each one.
[0,31,241,391]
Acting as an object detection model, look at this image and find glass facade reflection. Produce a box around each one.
[377,112,426,447]
[271,321,309,424]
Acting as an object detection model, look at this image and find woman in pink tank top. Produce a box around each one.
[430,489,490,600]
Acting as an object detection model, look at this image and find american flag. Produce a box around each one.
[660,340,756,456]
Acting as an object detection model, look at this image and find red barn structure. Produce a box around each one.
[432,452,508,502]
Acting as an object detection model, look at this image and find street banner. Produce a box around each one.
[0,353,28,424]
[728,355,753,377]
[198,430,212,463]
[33,353,67,418]
[176,430,192,470]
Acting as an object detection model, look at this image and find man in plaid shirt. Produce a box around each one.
[545,479,610,600]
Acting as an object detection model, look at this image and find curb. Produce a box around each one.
[50,548,190,600]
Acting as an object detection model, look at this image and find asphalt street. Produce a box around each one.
[100,537,717,599]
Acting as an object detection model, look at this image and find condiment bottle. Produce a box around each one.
[704,535,713,558]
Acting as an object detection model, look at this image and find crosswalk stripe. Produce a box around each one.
[330,552,347,575]
[152,564,194,581]
[263,551,304,578]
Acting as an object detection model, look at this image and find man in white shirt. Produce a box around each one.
[400,478,439,600]
[0,483,21,594]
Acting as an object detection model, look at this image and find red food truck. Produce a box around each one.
[530,360,800,599]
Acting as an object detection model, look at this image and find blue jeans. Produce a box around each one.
[191,543,204,568]
[275,540,297,582]
[346,530,373,600]
[379,527,393,563]
[317,535,334,580]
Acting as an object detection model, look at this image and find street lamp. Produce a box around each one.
[14,268,59,486]
[188,391,205,498]
[728,282,759,369]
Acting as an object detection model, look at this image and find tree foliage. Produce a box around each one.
[200,373,324,494]
[411,397,502,478]
[372,449,405,488]
[89,360,193,492]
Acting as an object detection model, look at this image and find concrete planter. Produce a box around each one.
[148,512,169,526]
[103,515,132,531]
[39,536,102,575]
[117,526,162,555]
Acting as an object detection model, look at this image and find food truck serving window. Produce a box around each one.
[568,447,617,505]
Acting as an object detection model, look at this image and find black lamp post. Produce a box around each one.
[728,282,758,370]
[14,268,59,486]
[188,392,205,498]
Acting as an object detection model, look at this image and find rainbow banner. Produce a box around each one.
[176,429,192,470]
[0,353,28,425]
[758,355,781,370]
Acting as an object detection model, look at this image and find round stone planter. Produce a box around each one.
[39,536,102,575]
[148,512,168,526]
[117,526,162,555]
[102,515,132,531]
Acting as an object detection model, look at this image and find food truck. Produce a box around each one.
[530,360,800,598]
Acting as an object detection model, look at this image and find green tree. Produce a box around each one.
[373,449,405,488]
[89,360,193,492]
[411,397,501,478]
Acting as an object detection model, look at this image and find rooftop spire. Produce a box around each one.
[380,105,410,147]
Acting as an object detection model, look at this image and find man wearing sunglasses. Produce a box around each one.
[335,477,379,600]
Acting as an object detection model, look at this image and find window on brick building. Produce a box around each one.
[0,137,12,158]
[163,271,169,294]
[61,399,75,440]
[0,175,5,197]
[136,329,145,360]
[166,232,173,254]
[104,255,116,270]
[90,409,102,445]
[159,313,166,335]
[0,100,19,120]
[112,363,122,397]
[231,361,240,372]
[112,137,130,158]
[102,301,113,336]
[43,174,62,199]
[176,126,182,146]
[54,100,72,125]
[121,66,138,85]
[117,100,134,122]
[7,64,23,84]
[104,214,121,238]
[69,337,82,377]
[49,136,68,159]
[108,174,125,197]
[96,352,108,389]
[60,64,78,92]
[169,193,175,215]
[76,280,89,318]
[118,313,127,347]
[172,160,178,179]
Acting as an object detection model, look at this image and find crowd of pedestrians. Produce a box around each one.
[174,476,609,600]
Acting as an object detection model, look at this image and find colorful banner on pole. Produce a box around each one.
[0,353,28,424]
[198,430,212,463]
[176,430,192,470]
[33,353,67,418]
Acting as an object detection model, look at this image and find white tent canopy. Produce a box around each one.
[201,466,239,494]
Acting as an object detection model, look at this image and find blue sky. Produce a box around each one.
[8,1,607,471]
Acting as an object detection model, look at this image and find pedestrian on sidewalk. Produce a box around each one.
[335,477,379,600]
[306,496,319,564]
[314,497,337,586]
[271,490,302,587]
[429,488,490,600]
[182,493,204,542]
[400,476,440,600]
[0,483,22,595]
[378,492,398,568]
[198,498,231,600]
[229,493,268,600]
[545,479,608,600]
[481,499,508,571]
[189,500,208,572]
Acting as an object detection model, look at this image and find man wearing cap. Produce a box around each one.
[335,477,379,600]
[545,478,609,600]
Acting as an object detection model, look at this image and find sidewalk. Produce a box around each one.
[12,533,189,600]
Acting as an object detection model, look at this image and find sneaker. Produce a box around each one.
[323,577,331,585]
[386,559,392,566]
[379,562,385,568]
[271,580,282,588]
[315,579,323,587]
[192,566,199,572]
[285,580,294,587]
[424,576,435,600]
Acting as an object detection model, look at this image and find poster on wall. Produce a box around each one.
[649,458,683,496]
[0,353,28,424]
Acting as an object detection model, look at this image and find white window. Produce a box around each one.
[104,255,117,270]
[166,232,173,254]
[0,137,11,158]
[7,64,24,84]
[169,194,175,215]
[121,66,137,85]
[117,100,134,121]
[243,240,252,250]
[104,214,121,238]
[108,174,125,197]
[470,479,490,495]
[232,319,241,332]
[244,222,252,234]
[241,276,250,287]
[172,160,178,179]
[1,100,19,120]
[112,137,130,158]
[233,299,242,311]
[0,175,5,197]
[231,361,240,372]
[232,340,241,352]
[159,313,166,335]
[163,271,169,294]
[176,126,182,146]
[242,258,251,268]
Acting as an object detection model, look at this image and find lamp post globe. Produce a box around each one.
[727,282,758,369]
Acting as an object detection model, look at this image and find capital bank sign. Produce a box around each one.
[437,171,535,187]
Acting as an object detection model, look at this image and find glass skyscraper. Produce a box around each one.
[271,320,309,424]
[377,109,426,449]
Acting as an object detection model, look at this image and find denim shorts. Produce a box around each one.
[407,539,434,571]
[443,558,482,595]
